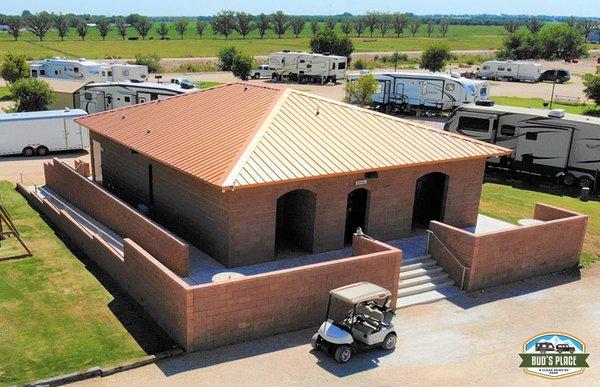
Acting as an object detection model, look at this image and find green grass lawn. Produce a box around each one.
[0,86,11,101]
[0,181,150,385]
[0,24,506,60]
[480,183,600,267]
[491,96,597,115]
[194,81,224,89]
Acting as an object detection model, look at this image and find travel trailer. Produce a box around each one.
[267,51,347,83]
[349,72,491,113]
[475,60,542,82]
[445,104,600,189]
[29,58,148,82]
[77,81,197,113]
[0,109,88,157]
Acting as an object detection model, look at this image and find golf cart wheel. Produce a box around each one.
[381,333,397,350]
[578,176,593,189]
[310,333,321,350]
[334,345,352,363]
[36,146,49,156]
[22,147,34,157]
[563,173,576,186]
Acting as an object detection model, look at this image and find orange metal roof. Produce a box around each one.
[76,83,509,189]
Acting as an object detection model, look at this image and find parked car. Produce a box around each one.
[535,342,555,354]
[251,65,277,79]
[170,78,196,89]
[556,344,575,354]
[539,69,571,84]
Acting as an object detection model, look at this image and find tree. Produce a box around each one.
[426,19,435,37]
[439,19,449,37]
[526,17,544,34]
[0,52,29,84]
[54,14,69,41]
[577,19,595,41]
[157,23,170,39]
[504,20,520,34]
[341,20,352,37]
[174,19,188,39]
[310,29,354,62]
[218,46,238,71]
[256,14,270,39]
[378,13,391,37]
[393,13,408,37]
[345,74,378,106]
[196,21,207,38]
[420,43,452,72]
[410,18,422,37]
[583,67,600,105]
[9,78,54,112]
[364,12,379,37]
[271,11,289,38]
[354,18,366,37]
[7,16,22,41]
[538,24,587,60]
[325,18,336,30]
[125,13,143,26]
[291,18,306,38]
[310,20,319,35]
[231,53,253,80]
[96,17,111,40]
[235,12,253,39]
[76,19,89,40]
[565,16,577,28]
[135,17,152,39]
[115,17,127,40]
[27,12,53,41]
[212,10,236,39]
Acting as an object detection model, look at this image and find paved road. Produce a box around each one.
[0,151,90,185]
[74,266,600,386]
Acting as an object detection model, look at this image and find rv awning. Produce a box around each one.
[42,79,90,94]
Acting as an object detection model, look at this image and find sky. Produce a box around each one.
[4,0,600,17]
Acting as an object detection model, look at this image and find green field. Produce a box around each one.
[480,183,600,267]
[0,24,506,59]
[0,181,171,385]
[491,96,598,115]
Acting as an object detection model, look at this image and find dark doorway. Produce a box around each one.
[275,189,317,256]
[344,188,369,244]
[412,172,448,231]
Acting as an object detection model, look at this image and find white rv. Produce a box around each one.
[77,81,197,113]
[268,51,347,83]
[29,58,148,82]
[445,104,600,189]
[349,72,491,112]
[475,60,542,82]
[0,109,89,157]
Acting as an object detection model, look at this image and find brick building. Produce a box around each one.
[76,83,507,268]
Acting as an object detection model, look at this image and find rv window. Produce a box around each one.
[526,132,538,141]
[480,87,487,94]
[498,67,505,71]
[108,71,113,76]
[307,64,312,68]
[500,125,516,136]
[124,96,131,103]
[458,116,490,132]
[32,70,38,77]
[299,60,305,63]
[84,92,92,101]
[445,84,455,91]
[40,70,45,75]
[150,94,158,100]
[74,67,79,73]
[483,66,490,70]
[506,68,512,72]
[338,62,346,69]
[55,70,59,75]
[102,71,106,76]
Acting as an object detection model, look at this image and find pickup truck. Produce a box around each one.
[251,65,277,79]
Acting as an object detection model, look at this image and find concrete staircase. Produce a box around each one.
[396,253,464,309]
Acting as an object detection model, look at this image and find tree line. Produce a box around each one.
[503,16,600,41]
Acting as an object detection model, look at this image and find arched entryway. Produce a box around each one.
[275,189,317,255]
[412,172,448,231]
[344,188,370,244]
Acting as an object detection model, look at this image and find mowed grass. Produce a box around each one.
[0,24,506,59]
[491,96,596,115]
[480,183,600,267]
[0,181,146,385]
[0,87,11,101]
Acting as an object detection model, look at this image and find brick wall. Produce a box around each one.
[429,203,587,291]
[43,159,190,277]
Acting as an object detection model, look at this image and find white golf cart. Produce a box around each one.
[311,282,396,363]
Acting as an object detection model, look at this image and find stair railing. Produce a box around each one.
[425,229,469,291]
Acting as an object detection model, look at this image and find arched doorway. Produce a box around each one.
[412,172,448,231]
[275,189,317,255]
[344,188,369,244]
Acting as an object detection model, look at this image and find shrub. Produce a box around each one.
[217,46,238,71]
[310,29,354,63]
[345,74,378,106]
[583,67,600,105]
[134,53,162,73]
[0,52,29,84]
[352,59,367,70]
[174,62,218,73]
[231,53,254,80]
[9,78,54,112]
[420,43,452,72]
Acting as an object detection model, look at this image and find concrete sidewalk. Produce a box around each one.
[74,266,600,386]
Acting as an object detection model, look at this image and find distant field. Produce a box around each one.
[0,24,506,59]
[492,96,597,115]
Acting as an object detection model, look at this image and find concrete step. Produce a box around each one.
[396,285,465,309]
[401,254,431,266]
[399,265,443,280]
[398,272,449,289]
[397,278,455,298]
[401,258,437,273]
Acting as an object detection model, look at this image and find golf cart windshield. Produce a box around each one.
[330,282,391,304]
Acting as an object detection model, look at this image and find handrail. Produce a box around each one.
[425,229,469,291]
[19,173,39,194]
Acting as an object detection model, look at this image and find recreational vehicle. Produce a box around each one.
[29,58,148,82]
[0,109,89,157]
[77,81,196,113]
[349,72,491,113]
[445,104,600,189]
[268,51,347,83]
[475,60,542,82]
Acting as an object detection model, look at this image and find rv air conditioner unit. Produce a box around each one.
[548,109,565,118]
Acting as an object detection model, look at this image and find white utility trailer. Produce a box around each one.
[268,51,347,83]
[0,109,89,157]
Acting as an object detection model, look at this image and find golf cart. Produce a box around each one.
[311,282,396,363]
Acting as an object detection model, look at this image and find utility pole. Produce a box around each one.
[549,70,558,110]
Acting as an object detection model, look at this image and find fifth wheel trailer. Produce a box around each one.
[0,109,89,157]
[268,51,347,83]
[445,104,600,189]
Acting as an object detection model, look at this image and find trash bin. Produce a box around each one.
[580,187,590,202]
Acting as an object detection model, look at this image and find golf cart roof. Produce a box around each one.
[330,282,391,304]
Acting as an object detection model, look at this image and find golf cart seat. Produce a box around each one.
[356,302,394,325]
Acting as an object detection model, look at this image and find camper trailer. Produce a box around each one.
[475,60,542,82]
[0,109,89,157]
[445,104,600,189]
[77,81,197,113]
[350,72,491,113]
[267,51,347,83]
[30,58,148,82]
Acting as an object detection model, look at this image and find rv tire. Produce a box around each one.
[22,147,34,157]
[578,176,593,189]
[563,173,576,186]
[36,146,49,156]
